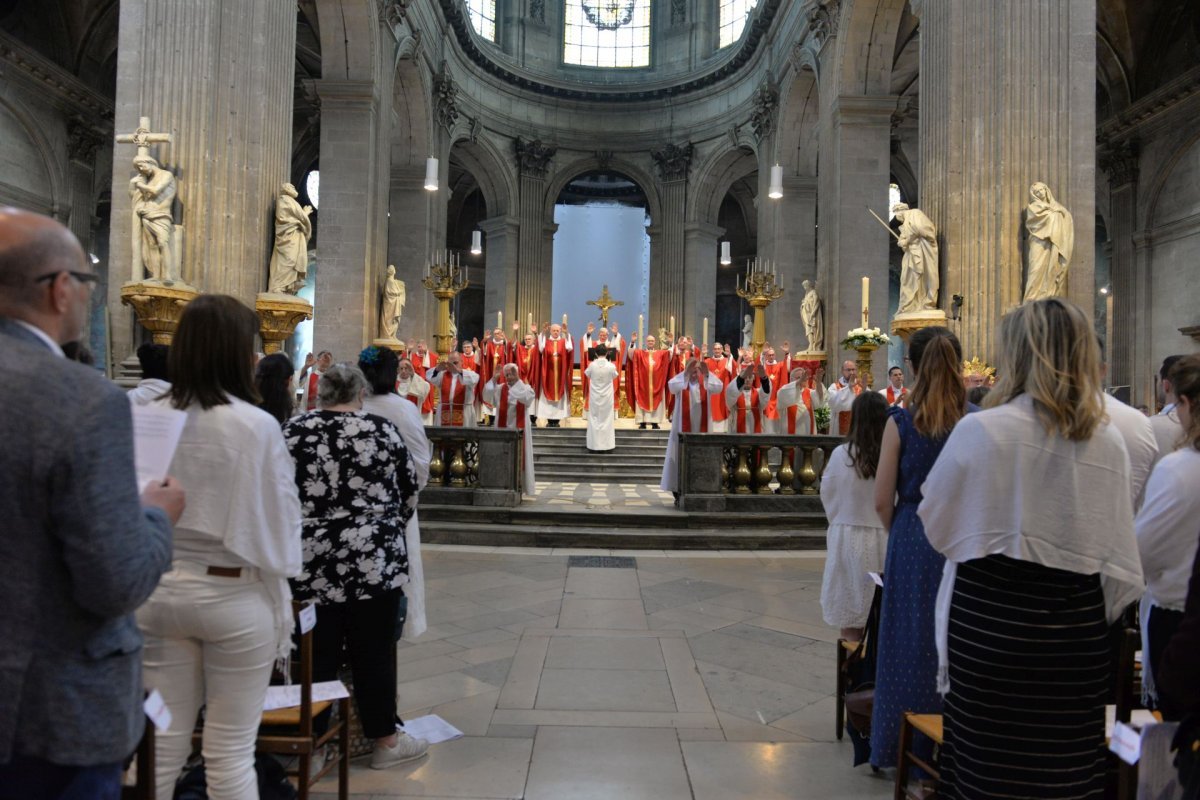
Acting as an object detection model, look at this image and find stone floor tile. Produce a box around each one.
[682,741,892,799]
[445,628,519,649]
[406,688,501,737]
[768,695,843,742]
[458,657,513,688]
[535,668,676,711]
[696,661,826,724]
[396,655,476,683]
[659,637,713,713]
[394,639,465,664]
[639,577,744,613]
[450,640,521,666]
[496,634,550,710]
[558,597,647,629]
[715,709,814,742]
[563,566,642,599]
[396,672,496,715]
[544,635,666,671]
[525,727,693,800]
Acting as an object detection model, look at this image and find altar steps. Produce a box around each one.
[532,427,668,483]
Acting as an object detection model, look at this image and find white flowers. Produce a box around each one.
[842,327,890,345]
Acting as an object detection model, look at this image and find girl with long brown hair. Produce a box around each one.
[920,299,1143,798]
[868,325,968,773]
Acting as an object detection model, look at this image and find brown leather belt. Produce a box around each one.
[206,566,243,578]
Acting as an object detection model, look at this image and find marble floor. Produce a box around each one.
[314,545,891,800]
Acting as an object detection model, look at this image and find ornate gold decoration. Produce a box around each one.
[586,285,624,327]
[421,251,468,357]
[890,308,948,344]
[569,379,584,418]
[962,356,996,381]
[735,261,785,360]
[777,451,796,494]
[255,294,313,355]
[733,447,753,494]
[120,281,198,345]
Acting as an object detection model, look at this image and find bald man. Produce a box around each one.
[0,208,185,794]
[827,360,864,436]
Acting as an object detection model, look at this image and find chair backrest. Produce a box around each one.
[1113,626,1139,724]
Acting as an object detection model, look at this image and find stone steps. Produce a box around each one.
[418,503,825,530]
[418,521,827,549]
[531,428,670,482]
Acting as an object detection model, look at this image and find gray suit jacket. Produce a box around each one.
[0,318,172,765]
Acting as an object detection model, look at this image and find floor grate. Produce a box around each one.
[567,555,637,568]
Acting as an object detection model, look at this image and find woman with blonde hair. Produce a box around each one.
[869,325,970,772]
[919,298,1143,798]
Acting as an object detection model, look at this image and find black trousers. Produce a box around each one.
[1148,604,1185,713]
[312,590,402,739]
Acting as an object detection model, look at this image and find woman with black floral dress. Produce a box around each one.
[282,363,429,768]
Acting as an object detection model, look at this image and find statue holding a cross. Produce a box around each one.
[116,116,178,283]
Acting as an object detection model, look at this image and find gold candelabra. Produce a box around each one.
[735,258,785,359]
[421,250,469,357]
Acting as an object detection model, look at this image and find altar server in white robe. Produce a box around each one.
[585,345,618,451]
[483,363,537,492]
[776,367,818,436]
[725,358,772,434]
[661,358,723,497]
[426,352,480,427]
[827,360,864,437]
[395,357,433,424]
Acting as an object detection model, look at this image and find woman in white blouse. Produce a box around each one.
[1135,353,1200,712]
[918,299,1143,799]
[137,295,302,799]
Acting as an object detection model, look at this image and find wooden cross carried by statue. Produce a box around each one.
[586,284,624,327]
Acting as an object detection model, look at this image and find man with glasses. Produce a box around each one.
[0,207,185,799]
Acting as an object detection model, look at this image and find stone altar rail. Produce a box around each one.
[678,432,840,512]
[423,426,523,508]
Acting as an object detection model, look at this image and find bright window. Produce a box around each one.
[468,0,497,41]
[718,0,757,48]
[563,0,651,68]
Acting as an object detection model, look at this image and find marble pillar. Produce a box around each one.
[313,79,383,361]
[914,0,1096,364]
[480,215,520,331]
[388,166,437,343]
[682,222,723,345]
[1101,143,1139,393]
[516,172,548,325]
[653,179,687,335]
[818,94,895,386]
[106,0,296,359]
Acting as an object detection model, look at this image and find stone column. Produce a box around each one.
[1100,142,1138,391]
[388,166,437,343]
[914,0,1096,363]
[312,80,381,360]
[818,95,895,386]
[106,0,297,358]
[650,143,692,337]
[479,214,520,330]
[766,176,817,347]
[1131,231,1156,408]
[515,138,554,326]
[683,222,723,346]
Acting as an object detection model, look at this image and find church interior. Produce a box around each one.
[2,0,1200,797]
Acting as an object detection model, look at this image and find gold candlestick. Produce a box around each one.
[421,253,469,357]
[735,265,785,359]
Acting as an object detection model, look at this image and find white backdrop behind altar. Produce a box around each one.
[552,203,650,337]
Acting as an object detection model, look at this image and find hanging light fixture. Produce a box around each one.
[768,164,783,199]
[720,241,731,265]
[424,157,439,191]
[471,229,483,255]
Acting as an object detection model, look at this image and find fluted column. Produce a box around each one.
[683,222,723,344]
[653,179,687,333]
[480,215,520,329]
[515,138,555,326]
[1100,143,1138,391]
[915,0,1095,363]
[105,0,296,358]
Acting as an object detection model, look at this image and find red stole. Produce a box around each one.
[886,386,907,405]
[497,383,526,430]
[734,387,762,433]
[481,340,508,400]
[439,372,467,426]
[762,360,789,419]
[541,338,569,403]
[412,354,436,415]
[304,371,320,411]
[679,382,710,433]
[705,358,731,422]
[835,381,863,433]
[626,349,669,412]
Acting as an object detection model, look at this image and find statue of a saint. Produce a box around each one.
[893,203,940,314]
[129,155,176,282]
[1023,182,1075,302]
[448,314,458,343]
[800,280,824,352]
[378,265,406,341]
[267,183,314,294]
[741,314,754,349]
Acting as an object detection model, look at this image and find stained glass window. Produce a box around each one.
[718,0,757,48]
[563,0,651,68]
[468,0,497,41]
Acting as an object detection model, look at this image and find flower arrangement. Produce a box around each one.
[840,327,891,348]
[813,406,831,435]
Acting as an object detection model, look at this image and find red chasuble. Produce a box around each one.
[704,357,732,423]
[479,339,510,406]
[761,358,790,420]
[625,348,670,412]
[513,343,540,389]
[539,337,571,403]
[885,386,908,406]
[732,383,764,433]
[679,381,709,432]
[497,383,527,430]
[439,372,469,426]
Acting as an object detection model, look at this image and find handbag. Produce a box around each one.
[841,583,883,765]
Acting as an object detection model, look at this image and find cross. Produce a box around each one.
[115,115,173,160]
[586,284,624,327]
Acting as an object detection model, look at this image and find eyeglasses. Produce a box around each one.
[34,270,99,285]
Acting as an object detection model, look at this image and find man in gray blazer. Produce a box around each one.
[0,208,185,799]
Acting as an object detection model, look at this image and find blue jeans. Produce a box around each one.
[0,755,122,800]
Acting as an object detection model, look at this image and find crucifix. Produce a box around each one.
[586,284,624,327]
[115,116,173,160]
[115,115,177,283]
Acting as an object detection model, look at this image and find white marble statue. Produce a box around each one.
[129,155,176,282]
[801,280,824,352]
[1023,182,1075,302]
[267,182,314,294]
[741,314,754,350]
[449,314,458,342]
[378,264,406,341]
[893,203,940,314]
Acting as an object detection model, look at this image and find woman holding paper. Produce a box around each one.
[283,362,429,768]
[136,295,303,800]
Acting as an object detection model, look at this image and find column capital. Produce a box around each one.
[479,214,520,235]
[515,137,556,178]
[683,221,725,239]
[652,141,694,182]
[831,94,899,123]
[1099,140,1139,189]
[314,79,378,109]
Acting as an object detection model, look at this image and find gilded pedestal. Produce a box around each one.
[371,338,407,356]
[854,343,879,390]
[255,293,313,355]
[120,280,199,344]
[890,309,948,344]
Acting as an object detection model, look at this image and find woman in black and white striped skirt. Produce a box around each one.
[917,298,1144,799]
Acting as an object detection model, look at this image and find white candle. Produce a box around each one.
[527,312,533,331]
[670,316,675,340]
[862,276,870,326]
[562,313,568,327]
[702,317,709,348]
[638,314,644,344]
[497,311,502,330]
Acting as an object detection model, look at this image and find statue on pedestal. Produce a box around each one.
[741,314,753,350]
[893,203,939,315]
[378,265,406,341]
[1023,182,1075,302]
[129,155,177,282]
[800,280,824,353]
[267,183,313,295]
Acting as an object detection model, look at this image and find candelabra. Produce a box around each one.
[734,258,785,359]
[421,250,469,357]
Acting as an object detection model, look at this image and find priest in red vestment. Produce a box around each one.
[479,327,512,424]
[703,342,735,433]
[879,365,908,407]
[827,360,864,436]
[758,343,793,433]
[625,332,671,429]
[296,349,333,411]
[408,340,437,420]
[511,324,541,425]
[535,323,573,427]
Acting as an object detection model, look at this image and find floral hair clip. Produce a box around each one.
[359,346,382,365]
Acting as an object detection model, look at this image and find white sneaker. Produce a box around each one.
[369,731,429,769]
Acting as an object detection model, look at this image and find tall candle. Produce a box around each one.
[497,311,502,331]
[527,312,533,331]
[670,316,676,340]
[562,313,568,327]
[861,277,870,327]
[638,314,644,345]
[702,317,709,348]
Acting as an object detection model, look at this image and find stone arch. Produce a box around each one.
[0,97,63,216]
[691,145,758,227]
[835,0,910,95]
[312,0,380,81]
[449,135,516,218]
[1142,128,1200,232]
[775,65,820,178]
[542,156,663,226]
[390,56,433,170]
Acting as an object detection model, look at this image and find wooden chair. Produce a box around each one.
[121,709,155,800]
[894,712,943,800]
[1109,626,1141,800]
[834,638,858,740]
